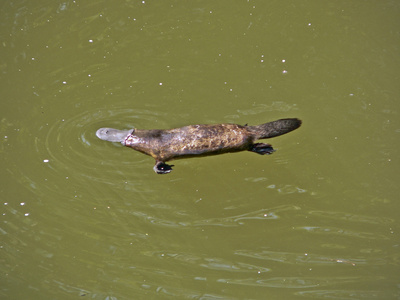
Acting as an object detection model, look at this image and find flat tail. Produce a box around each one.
[249,118,302,140]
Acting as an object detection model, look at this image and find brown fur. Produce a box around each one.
[96,118,301,174]
[125,124,252,161]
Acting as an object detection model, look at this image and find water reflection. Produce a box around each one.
[308,210,394,225]
[295,289,394,299]
[141,250,271,273]
[127,205,300,228]
[237,102,299,115]
[298,226,389,240]
[235,249,364,266]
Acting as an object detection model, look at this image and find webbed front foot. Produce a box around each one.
[153,161,174,174]
[249,143,275,155]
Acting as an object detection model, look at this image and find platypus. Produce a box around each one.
[96,118,301,174]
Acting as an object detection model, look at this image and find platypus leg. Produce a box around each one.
[249,143,275,155]
[153,161,174,174]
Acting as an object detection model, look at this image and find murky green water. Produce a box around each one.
[1,1,399,299]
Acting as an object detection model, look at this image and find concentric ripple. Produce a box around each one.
[32,107,170,193]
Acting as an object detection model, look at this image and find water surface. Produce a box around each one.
[1,1,399,299]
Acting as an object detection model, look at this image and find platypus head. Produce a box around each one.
[96,128,135,145]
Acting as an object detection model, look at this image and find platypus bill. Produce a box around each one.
[96,118,301,174]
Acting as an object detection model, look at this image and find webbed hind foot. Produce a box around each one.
[154,162,174,174]
[249,143,275,155]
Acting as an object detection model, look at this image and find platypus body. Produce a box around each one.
[96,118,301,174]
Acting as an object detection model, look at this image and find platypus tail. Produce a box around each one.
[248,118,302,140]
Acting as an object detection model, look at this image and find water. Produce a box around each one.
[1,1,399,299]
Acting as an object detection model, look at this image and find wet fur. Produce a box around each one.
[96,118,301,174]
